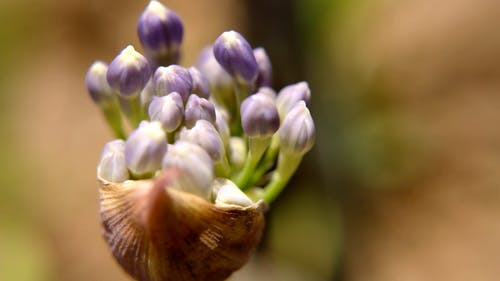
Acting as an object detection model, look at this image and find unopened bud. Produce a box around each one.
[86,61,115,104]
[240,92,280,138]
[137,0,183,67]
[162,141,214,199]
[213,31,258,83]
[184,94,216,128]
[188,66,210,99]
[279,101,315,155]
[179,120,224,162]
[97,139,129,182]
[125,121,167,175]
[253,47,272,88]
[106,45,151,97]
[154,65,192,102]
[148,92,184,132]
[276,81,311,118]
[213,178,253,207]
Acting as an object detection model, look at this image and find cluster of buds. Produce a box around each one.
[86,1,315,281]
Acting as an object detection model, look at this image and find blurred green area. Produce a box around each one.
[1,0,500,280]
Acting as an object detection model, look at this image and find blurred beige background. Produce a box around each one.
[1,0,500,280]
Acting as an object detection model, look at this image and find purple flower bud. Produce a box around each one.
[162,141,214,199]
[86,61,115,104]
[253,47,272,88]
[148,92,184,132]
[188,66,210,99]
[196,46,233,90]
[241,92,280,138]
[153,64,192,102]
[125,121,167,175]
[179,120,224,162]
[276,81,311,117]
[213,31,258,83]
[279,101,315,155]
[97,139,129,182]
[106,45,152,97]
[184,94,216,128]
[137,0,183,67]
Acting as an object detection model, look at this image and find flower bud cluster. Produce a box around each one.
[90,0,315,206]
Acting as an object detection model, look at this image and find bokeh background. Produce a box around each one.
[1,0,500,280]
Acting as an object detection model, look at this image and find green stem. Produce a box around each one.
[249,133,280,185]
[262,152,302,204]
[234,137,270,189]
[230,81,251,136]
[101,100,126,139]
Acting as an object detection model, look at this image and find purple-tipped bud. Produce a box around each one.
[86,61,115,104]
[197,46,233,89]
[213,178,253,207]
[137,0,183,67]
[188,66,210,99]
[125,121,167,175]
[148,92,184,132]
[253,47,273,87]
[162,141,214,199]
[184,94,216,128]
[276,81,311,117]
[241,92,280,138]
[179,120,224,162]
[280,101,315,155]
[213,31,258,83]
[106,45,152,97]
[97,139,129,182]
[153,65,192,102]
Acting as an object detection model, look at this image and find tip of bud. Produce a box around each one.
[97,139,129,182]
[276,81,311,117]
[107,45,152,97]
[125,121,167,175]
[86,61,114,103]
[179,120,225,162]
[162,141,214,199]
[240,92,280,138]
[148,92,184,132]
[138,1,183,67]
[154,65,193,101]
[184,94,216,128]
[213,30,258,83]
[279,101,315,155]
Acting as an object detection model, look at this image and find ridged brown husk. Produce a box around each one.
[98,170,266,281]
